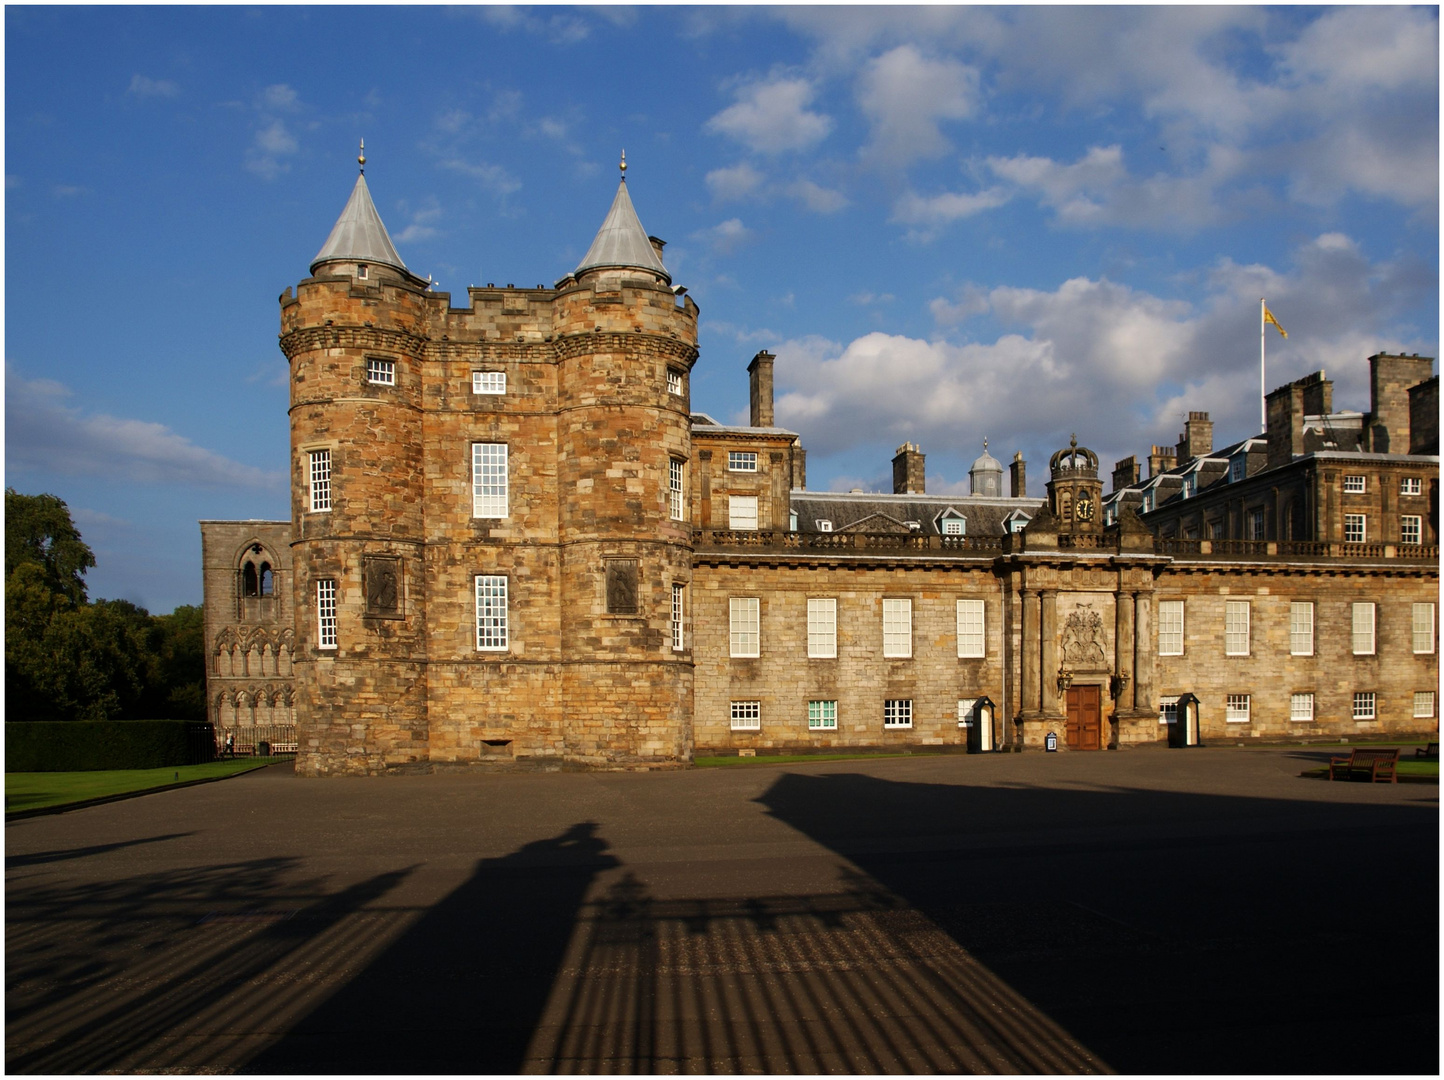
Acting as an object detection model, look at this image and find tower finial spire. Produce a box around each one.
[358,138,366,174]
[620,148,626,181]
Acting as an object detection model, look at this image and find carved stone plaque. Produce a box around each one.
[364,556,403,618]
[1061,608,1106,668]
[605,559,639,615]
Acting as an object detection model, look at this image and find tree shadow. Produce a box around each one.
[5,832,195,869]
[755,770,1439,1075]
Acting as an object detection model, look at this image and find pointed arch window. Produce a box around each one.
[242,561,260,597]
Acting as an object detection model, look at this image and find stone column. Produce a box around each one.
[1041,590,1058,716]
[1020,589,1039,715]
[1115,588,1134,708]
[1133,592,1154,713]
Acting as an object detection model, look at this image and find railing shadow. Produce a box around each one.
[754,770,1439,1075]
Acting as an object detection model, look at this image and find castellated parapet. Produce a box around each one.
[281,169,699,775]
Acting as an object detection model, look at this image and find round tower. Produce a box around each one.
[549,155,699,765]
[280,146,433,776]
[969,439,1005,497]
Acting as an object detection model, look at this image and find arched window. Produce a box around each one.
[260,562,274,596]
[242,561,259,597]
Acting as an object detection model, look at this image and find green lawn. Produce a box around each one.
[6,758,287,814]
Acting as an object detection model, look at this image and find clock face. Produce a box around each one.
[1077,495,1094,521]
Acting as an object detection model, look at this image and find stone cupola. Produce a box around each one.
[1047,435,1103,532]
[969,439,1004,497]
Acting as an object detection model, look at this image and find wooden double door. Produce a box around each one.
[1065,685,1103,750]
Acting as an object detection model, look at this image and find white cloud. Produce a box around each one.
[257,84,299,112]
[779,233,1433,473]
[857,45,981,166]
[706,162,765,202]
[5,371,285,490]
[439,158,522,197]
[393,198,444,245]
[478,5,593,44]
[706,77,833,154]
[127,74,179,99]
[787,178,849,214]
[695,218,756,256]
[245,120,298,180]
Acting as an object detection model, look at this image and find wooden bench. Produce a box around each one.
[1329,747,1400,783]
[1415,742,1439,760]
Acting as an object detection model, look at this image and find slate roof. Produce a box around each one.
[311,172,408,276]
[790,491,1044,536]
[575,179,669,281]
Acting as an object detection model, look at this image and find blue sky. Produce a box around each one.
[5,5,1438,613]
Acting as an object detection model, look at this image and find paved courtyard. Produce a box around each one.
[5,747,1438,1074]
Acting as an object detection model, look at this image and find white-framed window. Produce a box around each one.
[807,598,837,658]
[728,451,758,472]
[941,517,965,536]
[1289,601,1314,656]
[1141,492,1154,513]
[808,700,837,730]
[1401,477,1422,496]
[1400,515,1422,545]
[1351,602,1376,655]
[472,443,508,518]
[472,371,506,395]
[883,699,913,728]
[882,598,912,658]
[667,370,684,396]
[1225,694,1250,723]
[1225,600,1250,656]
[1344,514,1366,543]
[671,583,685,652]
[1352,691,1376,721]
[356,263,369,280]
[729,597,760,658]
[1158,600,1184,656]
[956,600,985,658]
[1247,508,1266,540]
[366,357,396,385]
[1229,457,1245,483]
[1412,603,1435,654]
[730,701,761,731]
[1414,691,1435,719]
[669,459,685,521]
[1343,474,1367,494]
[475,575,508,650]
[729,495,759,531]
[316,579,338,649]
[1158,695,1179,726]
[1290,693,1314,722]
[958,698,978,728]
[817,519,833,532]
[308,449,332,513]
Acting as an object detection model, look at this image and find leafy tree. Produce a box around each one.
[5,488,95,605]
[5,490,207,723]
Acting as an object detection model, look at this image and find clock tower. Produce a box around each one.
[1046,435,1104,534]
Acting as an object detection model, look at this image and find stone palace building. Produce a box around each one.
[201,153,1439,775]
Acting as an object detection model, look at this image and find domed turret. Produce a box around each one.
[310,141,422,285]
[1046,435,1103,532]
[570,150,671,286]
[969,439,1005,497]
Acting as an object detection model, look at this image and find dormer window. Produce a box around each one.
[817,520,833,532]
[357,263,368,280]
[941,517,965,536]
[1229,458,1245,483]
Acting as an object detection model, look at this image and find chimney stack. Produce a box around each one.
[1147,445,1176,479]
[1365,353,1434,453]
[748,350,775,428]
[892,442,925,494]
[1174,412,1213,464]
[1112,455,1140,493]
[1010,452,1026,498]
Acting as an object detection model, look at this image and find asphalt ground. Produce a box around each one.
[5,747,1438,1075]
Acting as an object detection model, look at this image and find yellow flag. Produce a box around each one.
[1264,304,1287,338]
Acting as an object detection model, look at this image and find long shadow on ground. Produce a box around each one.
[756,771,1440,1075]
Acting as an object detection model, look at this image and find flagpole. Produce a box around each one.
[1260,297,1267,431]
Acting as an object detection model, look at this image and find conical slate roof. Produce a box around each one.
[311,173,407,275]
[574,179,669,281]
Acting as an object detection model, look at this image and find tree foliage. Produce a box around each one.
[5,490,206,722]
